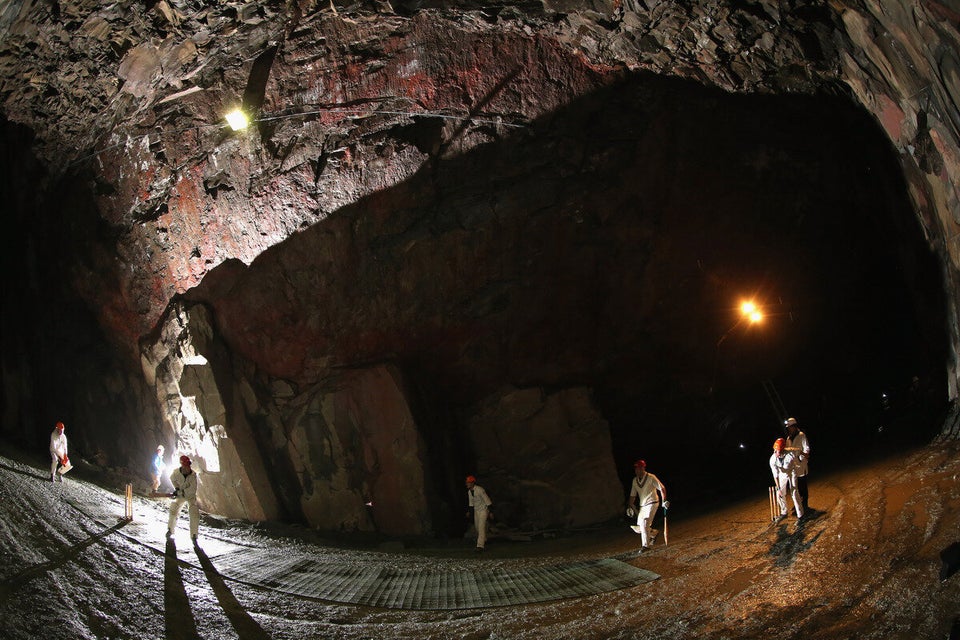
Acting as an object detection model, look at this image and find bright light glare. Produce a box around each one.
[740,300,762,323]
[225,109,249,131]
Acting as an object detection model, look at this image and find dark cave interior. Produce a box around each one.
[1,71,951,536]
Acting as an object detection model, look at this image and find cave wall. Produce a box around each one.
[1,1,958,533]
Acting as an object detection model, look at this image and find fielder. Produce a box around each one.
[784,417,811,511]
[465,475,493,551]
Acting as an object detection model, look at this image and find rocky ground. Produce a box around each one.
[0,438,958,640]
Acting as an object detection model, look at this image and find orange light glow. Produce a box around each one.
[740,300,763,323]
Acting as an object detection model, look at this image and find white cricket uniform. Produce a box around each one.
[786,431,810,477]
[468,485,493,549]
[49,429,68,479]
[629,471,665,547]
[167,468,200,538]
[769,451,803,518]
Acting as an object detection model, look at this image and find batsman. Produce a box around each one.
[626,459,669,551]
[167,455,200,543]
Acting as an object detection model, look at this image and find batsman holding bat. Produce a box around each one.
[49,421,69,483]
[626,459,669,552]
[167,455,200,543]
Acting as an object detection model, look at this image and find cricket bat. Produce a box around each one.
[57,457,73,475]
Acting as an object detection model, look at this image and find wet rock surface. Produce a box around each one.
[1,1,958,545]
[0,439,957,639]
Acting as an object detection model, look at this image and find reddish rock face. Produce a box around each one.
[0,2,956,535]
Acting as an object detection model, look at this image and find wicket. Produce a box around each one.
[123,483,133,521]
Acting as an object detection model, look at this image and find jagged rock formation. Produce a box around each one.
[1,0,957,535]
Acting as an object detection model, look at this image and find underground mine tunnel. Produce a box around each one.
[2,1,959,638]
[1,72,951,537]
[1,0,957,543]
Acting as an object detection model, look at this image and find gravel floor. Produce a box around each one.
[0,440,958,639]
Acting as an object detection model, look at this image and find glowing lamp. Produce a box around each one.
[225,109,249,131]
[740,300,762,323]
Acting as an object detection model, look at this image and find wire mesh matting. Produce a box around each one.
[208,547,659,609]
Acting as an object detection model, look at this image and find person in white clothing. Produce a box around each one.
[465,475,493,551]
[150,445,166,492]
[784,417,811,511]
[769,438,803,520]
[49,421,68,483]
[626,459,668,551]
[167,455,200,542]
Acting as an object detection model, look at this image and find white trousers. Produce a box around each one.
[50,452,62,478]
[474,507,489,548]
[168,497,199,537]
[636,503,657,547]
[775,475,803,518]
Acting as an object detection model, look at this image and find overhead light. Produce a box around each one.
[740,300,762,323]
[225,108,249,131]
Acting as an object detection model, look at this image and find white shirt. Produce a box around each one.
[629,471,664,508]
[50,430,68,458]
[769,451,798,484]
[468,485,492,511]
[170,468,199,500]
[786,431,810,476]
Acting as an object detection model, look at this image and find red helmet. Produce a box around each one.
[55,421,65,431]
[465,475,476,484]
[773,438,785,451]
[179,455,192,466]
[633,459,646,469]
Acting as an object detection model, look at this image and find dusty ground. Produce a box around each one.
[0,439,957,640]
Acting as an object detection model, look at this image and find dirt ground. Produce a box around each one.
[0,439,958,640]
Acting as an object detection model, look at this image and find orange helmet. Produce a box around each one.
[55,421,65,431]
[465,475,476,484]
[773,438,785,452]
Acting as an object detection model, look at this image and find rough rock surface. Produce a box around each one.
[0,440,957,639]
[1,0,958,534]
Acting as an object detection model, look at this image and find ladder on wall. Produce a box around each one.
[762,379,788,430]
